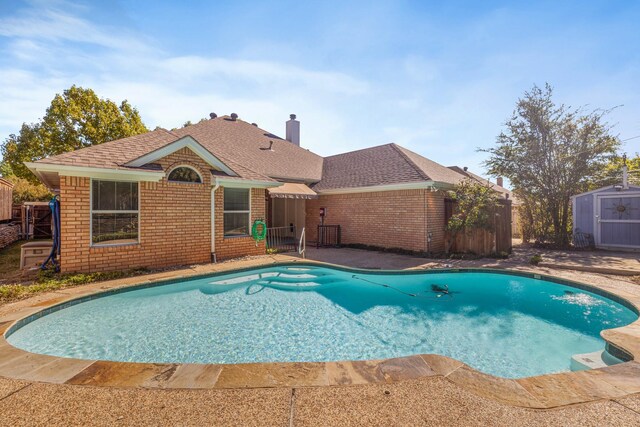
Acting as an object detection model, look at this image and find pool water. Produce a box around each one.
[6,265,637,378]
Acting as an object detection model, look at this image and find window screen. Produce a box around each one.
[223,188,250,236]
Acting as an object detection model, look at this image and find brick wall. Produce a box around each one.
[0,223,19,250]
[59,147,266,273]
[213,187,266,261]
[305,189,447,254]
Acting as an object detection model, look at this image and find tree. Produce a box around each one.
[0,163,52,203]
[446,178,501,252]
[589,153,640,188]
[1,85,148,183]
[482,84,619,247]
[175,117,208,130]
[9,176,53,204]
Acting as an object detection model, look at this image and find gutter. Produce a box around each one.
[316,181,452,195]
[24,162,166,189]
[214,177,282,189]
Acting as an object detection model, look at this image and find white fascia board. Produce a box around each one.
[125,135,237,176]
[316,181,442,195]
[215,177,283,189]
[25,162,165,182]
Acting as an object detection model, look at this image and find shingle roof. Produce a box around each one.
[394,145,467,184]
[311,143,464,192]
[35,128,179,170]
[34,116,323,183]
[32,117,477,192]
[172,117,323,182]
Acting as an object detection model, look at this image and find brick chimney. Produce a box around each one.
[286,114,300,146]
[496,177,504,187]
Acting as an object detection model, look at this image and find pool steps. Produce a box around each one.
[206,270,347,290]
[570,349,623,371]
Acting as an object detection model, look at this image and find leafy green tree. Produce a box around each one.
[0,163,52,203]
[589,153,640,188]
[482,84,619,247]
[446,178,501,252]
[9,177,53,204]
[1,85,148,183]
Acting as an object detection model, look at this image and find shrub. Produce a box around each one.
[529,254,543,265]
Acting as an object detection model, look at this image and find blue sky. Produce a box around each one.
[0,0,639,177]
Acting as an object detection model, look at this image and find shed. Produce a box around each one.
[0,177,13,222]
[572,183,640,250]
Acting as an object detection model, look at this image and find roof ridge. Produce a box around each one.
[389,143,431,181]
[161,127,180,138]
[447,165,470,178]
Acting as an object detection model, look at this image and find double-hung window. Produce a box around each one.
[223,188,250,237]
[91,180,139,245]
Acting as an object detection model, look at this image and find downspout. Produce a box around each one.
[425,188,431,254]
[211,179,220,263]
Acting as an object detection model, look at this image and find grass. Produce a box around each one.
[0,240,150,305]
[0,269,148,305]
[0,240,24,282]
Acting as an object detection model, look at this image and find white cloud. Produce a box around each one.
[0,1,152,53]
[1,0,638,179]
[0,1,370,158]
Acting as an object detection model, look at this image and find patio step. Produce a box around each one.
[258,276,343,288]
[570,350,623,371]
[259,274,334,284]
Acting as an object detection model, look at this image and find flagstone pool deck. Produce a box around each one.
[1,249,640,426]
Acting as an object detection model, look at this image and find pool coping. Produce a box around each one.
[0,257,639,409]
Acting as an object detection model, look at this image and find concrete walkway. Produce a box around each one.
[302,245,640,276]
[0,376,639,426]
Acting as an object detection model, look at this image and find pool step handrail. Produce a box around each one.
[299,227,306,259]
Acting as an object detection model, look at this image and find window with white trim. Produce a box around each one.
[168,166,202,183]
[91,180,139,245]
[223,188,250,237]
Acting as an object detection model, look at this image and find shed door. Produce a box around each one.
[596,194,640,248]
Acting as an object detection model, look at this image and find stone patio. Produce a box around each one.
[302,245,640,276]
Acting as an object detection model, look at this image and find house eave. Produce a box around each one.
[25,162,166,190]
[316,181,450,195]
[214,177,282,189]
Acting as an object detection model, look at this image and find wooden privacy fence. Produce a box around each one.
[12,202,52,239]
[445,199,512,255]
[0,178,13,222]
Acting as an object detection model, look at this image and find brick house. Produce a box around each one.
[26,114,507,273]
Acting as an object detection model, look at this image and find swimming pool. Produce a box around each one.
[6,265,638,378]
